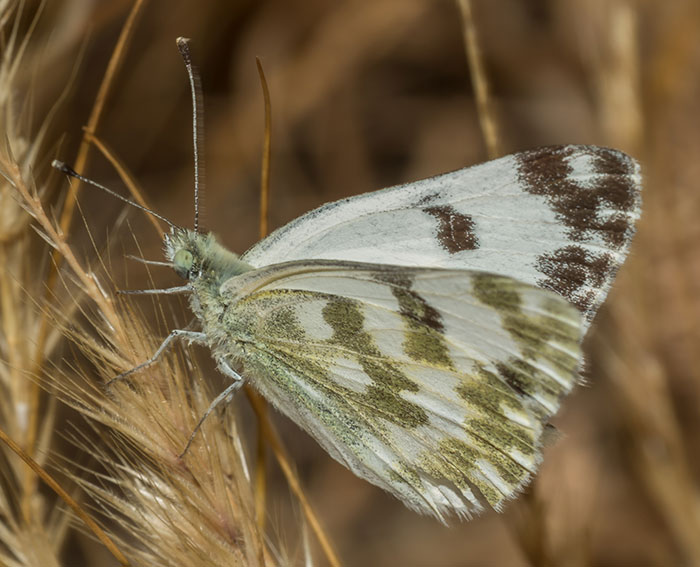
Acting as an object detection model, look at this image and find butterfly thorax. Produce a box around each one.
[164,228,254,316]
[165,228,253,281]
[163,229,254,358]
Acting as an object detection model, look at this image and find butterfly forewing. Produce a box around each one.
[241,145,641,329]
[216,260,583,520]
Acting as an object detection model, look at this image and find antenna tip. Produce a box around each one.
[177,37,192,58]
[52,160,75,175]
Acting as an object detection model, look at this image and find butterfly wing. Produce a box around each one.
[219,260,583,520]
[241,145,641,329]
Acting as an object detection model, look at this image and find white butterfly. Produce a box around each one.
[54,42,641,522]
[156,144,639,521]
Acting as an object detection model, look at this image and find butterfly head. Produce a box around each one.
[164,228,201,279]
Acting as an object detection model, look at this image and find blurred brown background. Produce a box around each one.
[12,0,700,565]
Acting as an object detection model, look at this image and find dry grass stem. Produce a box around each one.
[456,0,501,159]
[56,0,147,236]
[0,4,75,563]
[256,57,271,243]
[252,56,272,533]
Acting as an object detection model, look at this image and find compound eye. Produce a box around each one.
[173,249,194,279]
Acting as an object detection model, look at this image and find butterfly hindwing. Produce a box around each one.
[241,145,641,329]
[215,260,583,520]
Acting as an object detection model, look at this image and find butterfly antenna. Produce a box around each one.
[177,37,204,234]
[51,160,178,229]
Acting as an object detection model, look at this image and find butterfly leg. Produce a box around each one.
[179,361,245,458]
[117,285,192,295]
[107,329,207,386]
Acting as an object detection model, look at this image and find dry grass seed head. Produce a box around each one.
[51,273,269,565]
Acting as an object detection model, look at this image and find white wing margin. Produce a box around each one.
[241,145,641,329]
[217,260,583,521]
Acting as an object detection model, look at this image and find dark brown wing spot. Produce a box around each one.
[536,245,614,313]
[423,205,479,254]
[517,146,639,249]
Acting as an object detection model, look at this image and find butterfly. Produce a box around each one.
[162,144,642,522]
[53,42,642,523]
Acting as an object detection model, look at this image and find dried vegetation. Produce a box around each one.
[0,1,698,565]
